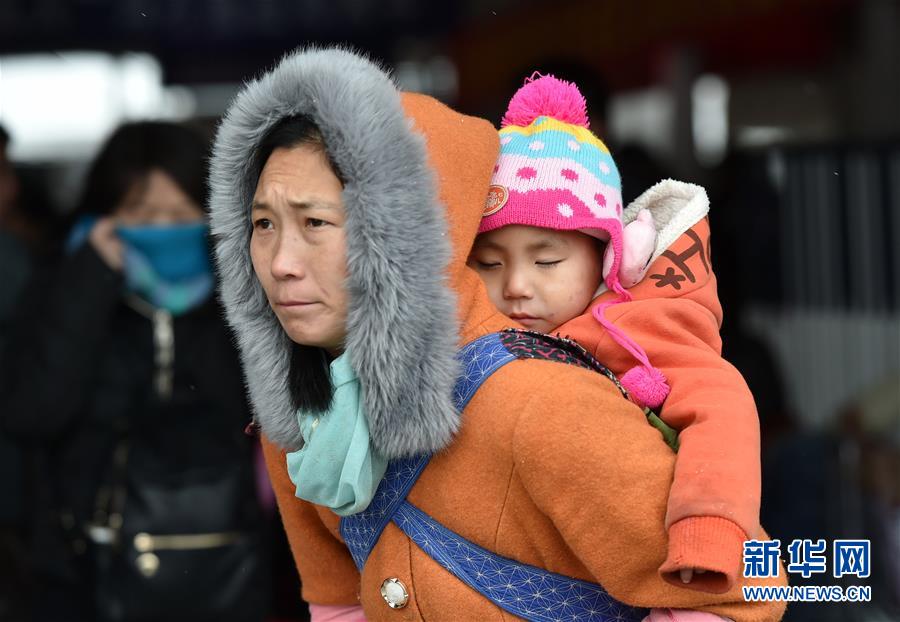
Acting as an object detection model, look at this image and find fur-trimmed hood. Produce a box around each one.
[209,47,499,459]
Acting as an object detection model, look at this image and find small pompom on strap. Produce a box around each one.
[591,282,670,409]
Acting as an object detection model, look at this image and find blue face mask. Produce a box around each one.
[115,222,211,281]
[115,222,214,315]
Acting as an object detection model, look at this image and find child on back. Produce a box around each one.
[468,75,762,596]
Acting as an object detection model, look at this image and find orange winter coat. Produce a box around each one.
[557,194,761,594]
[211,48,786,622]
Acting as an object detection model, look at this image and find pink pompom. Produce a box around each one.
[501,73,590,129]
[621,365,670,410]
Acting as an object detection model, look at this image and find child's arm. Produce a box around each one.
[604,217,759,593]
[560,218,761,594]
[599,294,760,594]
[513,363,784,621]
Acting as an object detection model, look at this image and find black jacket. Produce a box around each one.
[0,243,266,620]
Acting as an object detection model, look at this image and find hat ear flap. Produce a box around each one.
[618,209,658,288]
[601,241,616,280]
[603,210,658,289]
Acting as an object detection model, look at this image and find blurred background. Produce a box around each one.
[1,0,898,621]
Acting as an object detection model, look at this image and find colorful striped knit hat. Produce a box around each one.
[480,74,670,409]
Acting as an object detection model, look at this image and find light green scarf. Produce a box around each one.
[285,353,388,516]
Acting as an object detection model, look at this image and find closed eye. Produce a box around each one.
[474,260,501,269]
[536,260,562,267]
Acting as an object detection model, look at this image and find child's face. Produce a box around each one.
[468,225,605,333]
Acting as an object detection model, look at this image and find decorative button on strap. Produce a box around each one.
[380,577,409,609]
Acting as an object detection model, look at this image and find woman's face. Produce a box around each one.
[114,169,204,225]
[250,145,349,357]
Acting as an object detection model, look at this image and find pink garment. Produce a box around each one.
[309,603,727,622]
[642,609,733,622]
[308,603,367,622]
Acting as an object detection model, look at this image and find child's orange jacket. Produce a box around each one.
[557,180,761,594]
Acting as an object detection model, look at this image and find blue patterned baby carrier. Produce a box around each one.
[340,329,655,622]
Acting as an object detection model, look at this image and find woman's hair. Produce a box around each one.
[73,121,209,219]
[250,115,344,187]
[252,115,344,415]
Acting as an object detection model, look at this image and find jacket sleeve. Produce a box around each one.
[0,244,123,443]
[260,435,362,606]
[561,218,761,593]
[596,295,760,594]
[511,364,785,622]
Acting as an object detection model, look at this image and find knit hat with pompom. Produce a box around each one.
[480,73,669,409]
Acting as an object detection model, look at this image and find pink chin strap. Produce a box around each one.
[592,281,670,410]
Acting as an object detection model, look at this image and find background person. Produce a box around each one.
[0,121,270,622]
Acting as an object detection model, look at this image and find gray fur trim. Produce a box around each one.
[209,46,460,458]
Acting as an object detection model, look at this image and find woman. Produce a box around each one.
[209,48,786,621]
[0,122,268,622]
